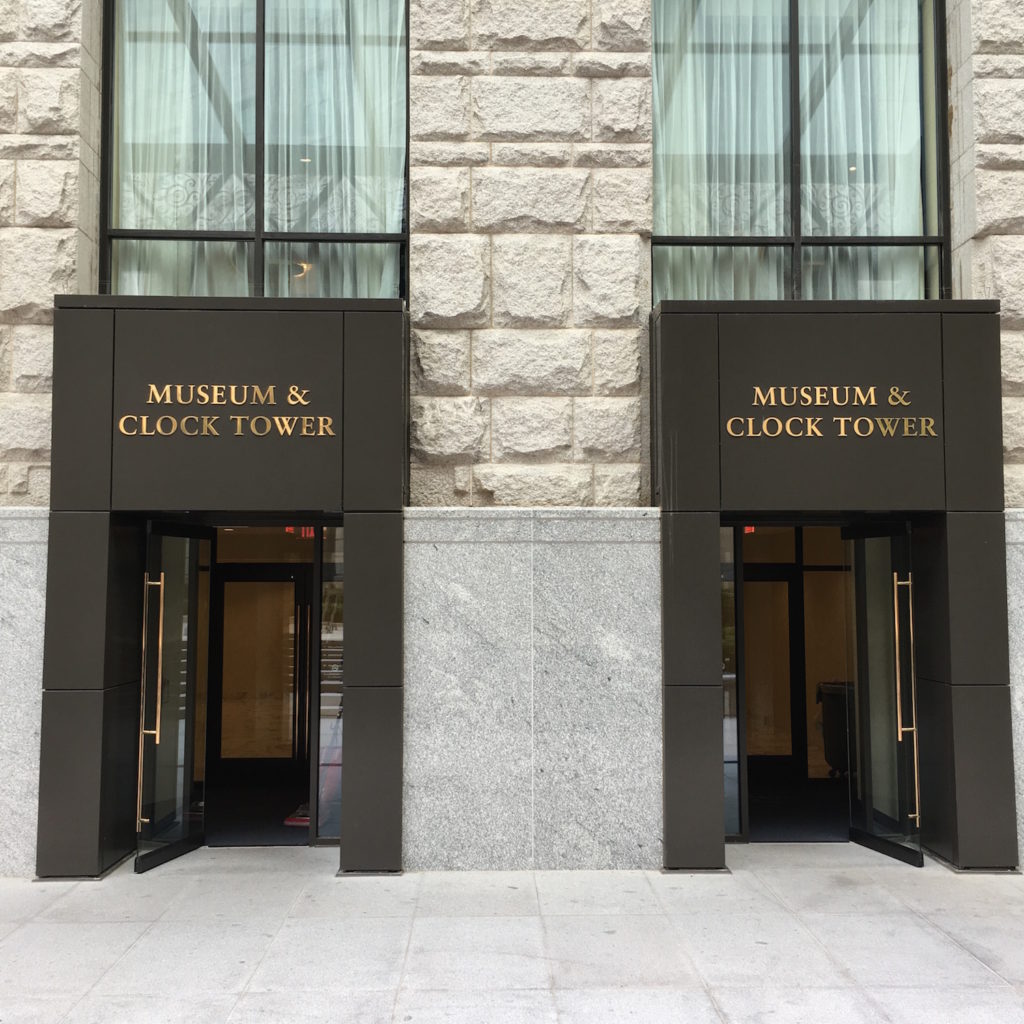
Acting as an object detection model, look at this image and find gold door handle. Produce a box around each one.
[893,572,922,827]
[136,571,165,832]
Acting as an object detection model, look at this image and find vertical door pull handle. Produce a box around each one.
[893,572,922,827]
[136,571,165,832]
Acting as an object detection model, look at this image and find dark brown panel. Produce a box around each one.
[942,313,1003,512]
[946,513,1010,686]
[655,314,719,512]
[343,311,406,512]
[344,513,403,686]
[111,310,344,511]
[99,682,139,873]
[917,676,955,865]
[36,689,104,877]
[662,513,722,685]
[718,313,945,512]
[104,517,146,689]
[663,685,725,869]
[950,685,1018,868]
[51,308,114,511]
[43,513,112,691]
[910,516,951,685]
[340,685,403,872]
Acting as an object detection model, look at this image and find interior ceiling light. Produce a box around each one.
[293,260,313,279]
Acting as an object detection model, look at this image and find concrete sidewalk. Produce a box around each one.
[0,843,1022,1023]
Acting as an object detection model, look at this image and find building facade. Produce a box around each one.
[0,0,1021,877]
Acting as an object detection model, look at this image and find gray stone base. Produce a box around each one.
[0,510,47,877]
[1006,511,1024,864]
[403,508,663,869]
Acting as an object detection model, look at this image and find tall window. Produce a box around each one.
[104,0,407,298]
[653,0,946,302]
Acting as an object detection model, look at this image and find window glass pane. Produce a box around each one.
[654,0,790,236]
[801,245,938,299]
[653,245,790,303]
[112,239,254,295]
[800,0,928,236]
[265,0,407,233]
[318,527,343,839]
[264,241,401,298]
[112,0,256,231]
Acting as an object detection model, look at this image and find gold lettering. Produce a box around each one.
[920,416,937,438]
[180,415,199,437]
[875,417,900,437]
[834,416,851,437]
[903,418,919,437]
[726,417,745,437]
[763,417,783,437]
[853,417,874,437]
[139,416,156,436]
[806,417,823,437]
[273,416,299,436]
[252,385,276,406]
[250,415,271,436]
[301,416,316,436]
[175,385,194,404]
[211,385,226,405]
[229,385,247,406]
[118,414,138,435]
[196,385,210,405]
[854,386,877,406]
[147,384,171,405]
[753,386,775,407]
[318,416,336,437]
[202,415,219,436]
[230,415,246,435]
[156,416,176,436]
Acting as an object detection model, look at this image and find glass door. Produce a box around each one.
[847,525,923,866]
[136,528,212,872]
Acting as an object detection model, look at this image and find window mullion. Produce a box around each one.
[790,0,801,299]
[254,0,266,297]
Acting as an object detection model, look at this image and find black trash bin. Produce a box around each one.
[816,682,854,778]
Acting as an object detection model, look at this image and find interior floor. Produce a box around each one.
[204,780,309,847]
[747,760,849,843]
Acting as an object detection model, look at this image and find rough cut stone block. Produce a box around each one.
[491,52,570,76]
[573,52,652,77]
[573,142,651,168]
[0,135,80,163]
[14,160,78,227]
[1005,397,1024,460]
[594,464,641,505]
[0,0,17,42]
[0,393,52,455]
[974,0,1024,55]
[409,464,472,506]
[411,0,470,50]
[0,70,17,134]
[473,463,593,505]
[492,235,572,328]
[0,227,76,322]
[976,80,1024,144]
[975,236,1024,327]
[411,141,491,166]
[472,329,591,395]
[492,398,572,460]
[592,169,652,233]
[976,169,1024,236]
[978,145,1024,171]
[411,395,489,462]
[410,166,471,232]
[472,77,590,142]
[410,234,490,328]
[410,76,471,140]
[573,397,642,460]
[1002,331,1024,396]
[16,69,79,135]
[593,78,652,143]
[412,329,471,395]
[973,55,1024,79]
[9,325,53,392]
[1004,464,1024,508]
[490,143,572,167]
[21,0,82,42]
[472,168,590,233]
[0,42,79,67]
[0,161,13,226]
[594,0,651,51]
[593,328,642,394]
[411,50,488,76]
[471,0,589,51]
[573,234,648,327]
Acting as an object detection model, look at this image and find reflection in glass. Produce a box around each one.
[801,245,937,300]
[721,528,740,836]
[264,0,407,234]
[112,239,253,296]
[800,0,927,238]
[654,0,790,237]
[742,526,796,564]
[653,245,789,303]
[744,581,792,757]
[318,527,344,838]
[112,0,256,231]
[265,241,401,299]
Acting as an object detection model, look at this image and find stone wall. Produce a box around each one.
[947,0,1024,507]
[0,0,100,506]
[408,0,653,507]
[403,507,662,868]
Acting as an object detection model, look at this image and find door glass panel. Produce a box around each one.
[137,534,208,868]
[742,526,796,564]
[318,526,344,838]
[220,580,296,758]
[744,581,792,756]
[217,526,314,563]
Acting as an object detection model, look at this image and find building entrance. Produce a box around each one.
[136,524,344,872]
[726,523,923,866]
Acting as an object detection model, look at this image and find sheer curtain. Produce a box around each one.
[653,0,790,301]
[264,0,406,298]
[112,0,255,294]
